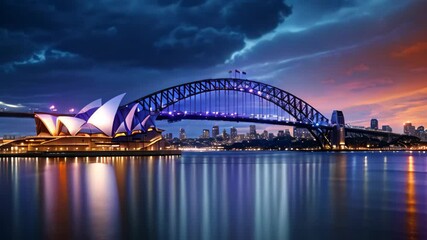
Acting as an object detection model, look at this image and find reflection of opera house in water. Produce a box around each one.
[0,93,165,152]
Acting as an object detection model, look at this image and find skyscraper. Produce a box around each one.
[249,125,256,139]
[212,125,219,138]
[222,129,229,139]
[370,119,379,130]
[202,129,210,138]
[230,127,237,140]
[262,130,268,139]
[179,128,186,140]
[404,122,416,135]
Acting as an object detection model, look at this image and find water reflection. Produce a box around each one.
[1,152,427,239]
[406,156,417,239]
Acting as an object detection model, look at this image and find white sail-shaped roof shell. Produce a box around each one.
[35,114,57,135]
[125,104,138,130]
[116,103,139,134]
[88,93,126,136]
[78,98,102,114]
[56,116,86,136]
[132,114,151,132]
[78,122,102,135]
[115,122,128,134]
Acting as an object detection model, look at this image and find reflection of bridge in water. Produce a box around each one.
[0,78,420,149]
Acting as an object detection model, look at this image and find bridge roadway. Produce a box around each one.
[0,110,416,140]
[157,111,334,130]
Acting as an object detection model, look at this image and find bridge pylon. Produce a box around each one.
[331,110,346,149]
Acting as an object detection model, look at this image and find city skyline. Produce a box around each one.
[1,0,427,136]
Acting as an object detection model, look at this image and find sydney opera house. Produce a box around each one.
[0,94,165,153]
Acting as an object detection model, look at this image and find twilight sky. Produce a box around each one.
[1,0,426,137]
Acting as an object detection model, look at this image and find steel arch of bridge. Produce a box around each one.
[125,78,328,123]
[122,78,332,148]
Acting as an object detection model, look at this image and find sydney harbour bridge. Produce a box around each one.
[0,78,419,149]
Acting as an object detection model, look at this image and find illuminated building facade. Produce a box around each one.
[0,94,165,152]
[202,129,210,138]
[212,125,219,138]
[370,119,378,130]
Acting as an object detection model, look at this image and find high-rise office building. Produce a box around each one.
[179,128,186,140]
[230,127,237,140]
[222,129,229,139]
[261,130,268,139]
[381,125,392,132]
[404,122,416,135]
[416,126,425,140]
[212,125,219,138]
[277,130,284,137]
[202,129,210,138]
[284,129,291,137]
[249,125,256,139]
[370,119,379,130]
[268,133,274,140]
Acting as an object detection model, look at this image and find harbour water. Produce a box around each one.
[1,151,426,239]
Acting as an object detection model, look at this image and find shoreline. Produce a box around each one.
[0,150,181,158]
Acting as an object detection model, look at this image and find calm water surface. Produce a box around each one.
[1,151,427,239]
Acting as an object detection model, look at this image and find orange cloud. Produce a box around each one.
[393,41,427,58]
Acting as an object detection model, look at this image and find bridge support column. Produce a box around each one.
[331,110,346,150]
[332,126,346,149]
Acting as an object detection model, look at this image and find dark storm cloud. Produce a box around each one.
[0,29,37,65]
[0,0,291,71]
[222,0,291,39]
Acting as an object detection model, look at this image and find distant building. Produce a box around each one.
[249,125,256,139]
[222,129,229,139]
[370,119,378,130]
[202,129,210,139]
[284,129,291,137]
[230,127,237,140]
[404,122,416,135]
[416,126,426,140]
[381,125,392,132]
[293,128,313,139]
[277,130,284,137]
[179,128,187,140]
[212,125,219,138]
[261,130,268,140]
[268,133,274,140]
[164,133,173,140]
[2,135,16,140]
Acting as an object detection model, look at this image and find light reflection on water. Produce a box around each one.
[0,152,427,239]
